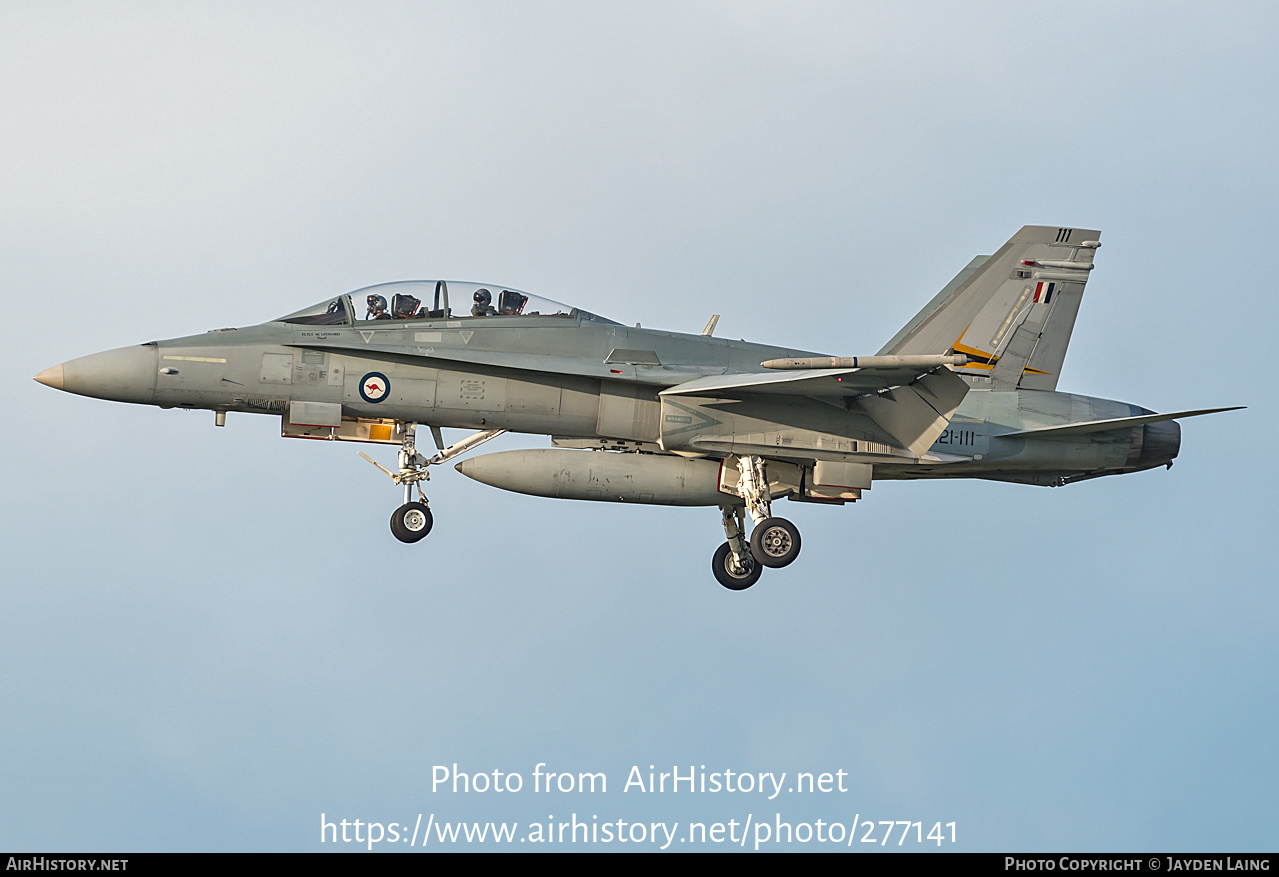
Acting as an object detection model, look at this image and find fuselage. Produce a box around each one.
[36,305,1179,489]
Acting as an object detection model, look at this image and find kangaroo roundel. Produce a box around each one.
[359,372,390,403]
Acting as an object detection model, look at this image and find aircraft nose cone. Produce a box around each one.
[33,364,65,390]
[42,345,158,404]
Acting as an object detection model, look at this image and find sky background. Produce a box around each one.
[1,1,1275,852]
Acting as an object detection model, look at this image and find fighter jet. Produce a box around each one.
[34,225,1238,589]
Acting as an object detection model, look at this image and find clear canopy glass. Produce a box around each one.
[274,295,352,326]
[275,280,617,326]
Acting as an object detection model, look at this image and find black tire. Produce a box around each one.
[712,541,762,590]
[390,502,433,543]
[749,516,801,568]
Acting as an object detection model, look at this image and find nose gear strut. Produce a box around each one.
[360,423,507,543]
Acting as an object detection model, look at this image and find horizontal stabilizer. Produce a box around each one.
[1000,406,1243,439]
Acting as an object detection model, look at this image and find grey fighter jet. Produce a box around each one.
[34,226,1239,589]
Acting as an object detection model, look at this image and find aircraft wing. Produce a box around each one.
[999,406,1243,438]
[662,365,970,460]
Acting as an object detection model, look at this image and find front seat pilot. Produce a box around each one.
[472,289,496,317]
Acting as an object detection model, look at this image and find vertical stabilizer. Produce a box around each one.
[879,226,1100,391]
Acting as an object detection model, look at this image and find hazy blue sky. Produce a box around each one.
[2,1,1275,852]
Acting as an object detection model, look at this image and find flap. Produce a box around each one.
[854,369,970,458]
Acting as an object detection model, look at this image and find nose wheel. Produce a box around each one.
[391,501,433,543]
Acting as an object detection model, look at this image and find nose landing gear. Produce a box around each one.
[361,423,506,543]
[390,501,433,542]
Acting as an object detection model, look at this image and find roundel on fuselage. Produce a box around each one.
[359,372,390,403]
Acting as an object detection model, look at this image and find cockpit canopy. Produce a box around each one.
[275,280,617,326]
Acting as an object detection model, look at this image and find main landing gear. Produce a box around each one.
[713,506,762,589]
[361,423,506,544]
[711,454,801,590]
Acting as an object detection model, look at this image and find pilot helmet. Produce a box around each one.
[367,294,388,314]
[473,289,492,307]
